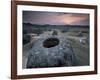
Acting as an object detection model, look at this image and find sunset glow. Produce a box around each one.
[23,11,89,26]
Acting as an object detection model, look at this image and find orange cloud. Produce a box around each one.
[59,14,89,25]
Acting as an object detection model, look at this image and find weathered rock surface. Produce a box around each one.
[26,35,76,68]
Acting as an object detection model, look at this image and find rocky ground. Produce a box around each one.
[22,30,89,68]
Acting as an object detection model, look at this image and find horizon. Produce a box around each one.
[23,22,89,26]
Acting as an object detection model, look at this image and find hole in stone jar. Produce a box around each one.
[43,38,59,48]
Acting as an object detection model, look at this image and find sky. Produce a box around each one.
[23,11,89,26]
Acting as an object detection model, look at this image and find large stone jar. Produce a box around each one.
[26,35,76,68]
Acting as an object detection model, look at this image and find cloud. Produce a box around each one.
[59,13,89,25]
[23,11,89,25]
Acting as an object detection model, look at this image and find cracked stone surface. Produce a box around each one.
[26,35,76,68]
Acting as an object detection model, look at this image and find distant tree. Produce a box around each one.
[52,30,58,35]
[23,30,27,34]
[23,35,31,45]
[77,31,83,37]
[61,29,68,33]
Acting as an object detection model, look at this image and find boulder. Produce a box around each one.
[26,35,76,68]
